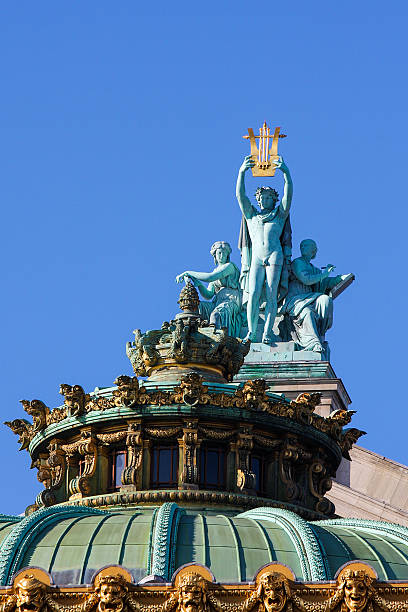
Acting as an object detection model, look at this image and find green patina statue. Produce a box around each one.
[280,239,354,352]
[175,241,242,337]
[236,154,293,344]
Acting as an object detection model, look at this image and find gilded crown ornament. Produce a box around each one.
[125,283,250,382]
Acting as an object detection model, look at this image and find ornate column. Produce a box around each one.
[235,424,255,494]
[62,428,97,499]
[179,419,200,490]
[278,434,312,507]
[122,420,143,488]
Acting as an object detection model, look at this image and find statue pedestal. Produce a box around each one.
[234,342,351,417]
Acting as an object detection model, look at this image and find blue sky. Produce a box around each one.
[1,2,407,514]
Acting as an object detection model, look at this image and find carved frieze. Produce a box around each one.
[6,373,365,466]
[1,563,407,612]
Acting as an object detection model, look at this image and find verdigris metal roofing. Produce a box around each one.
[1,504,408,586]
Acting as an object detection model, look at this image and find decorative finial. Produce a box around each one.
[177,280,200,314]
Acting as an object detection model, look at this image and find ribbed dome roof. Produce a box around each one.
[1,504,408,586]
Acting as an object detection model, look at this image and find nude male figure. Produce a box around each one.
[236,154,293,343]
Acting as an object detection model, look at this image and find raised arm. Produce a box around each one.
[236,156,255,219]
[274,156,293,215]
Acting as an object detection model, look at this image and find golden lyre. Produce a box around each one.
[243,122,287,177]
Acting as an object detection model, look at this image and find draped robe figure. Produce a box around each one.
[280,239,351,353]
[175,241,242,337]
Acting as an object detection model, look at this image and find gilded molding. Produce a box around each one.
[0,561,407,610]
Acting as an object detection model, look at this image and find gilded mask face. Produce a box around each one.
[179,583,205,612]
[261,575,287,612]
[16,578,45,612]
[97,582,125,612]
[343,578,369,612]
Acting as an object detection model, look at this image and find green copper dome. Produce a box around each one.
[1,504,408,586]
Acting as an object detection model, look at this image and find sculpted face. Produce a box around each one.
[215,247,229,265]
[343,577,369,612]
[179,581,205,612]
[97,581,125,612]
[258,189,279,211]
[261,576,287,612]
[16,578,45,612]
[300,239,317,260]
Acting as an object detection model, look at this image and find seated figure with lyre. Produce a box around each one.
[279,239,354,352]
[175,241,242,337]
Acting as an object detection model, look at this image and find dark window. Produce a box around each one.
[108,449,127,490]
[251,455,266,495]
[151,446,179,488]
[200,446,226,489]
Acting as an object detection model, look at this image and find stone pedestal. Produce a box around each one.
[234,342,351,418]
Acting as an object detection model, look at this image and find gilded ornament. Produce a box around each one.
[164,573,220,612]
[327,409,356,427]
[171,373,211,406]
[113,376,142,407]
[244,573,291,612]
[290,393,321,411]
[20,400,50,434]
[4,419,32,451]
[237,379,270,411]
[338,429,366,461]
[243,122,287,177]
[59,384,90,417]
[93,574,137,612]
[325,568,384,612]
[14,575,47,612]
